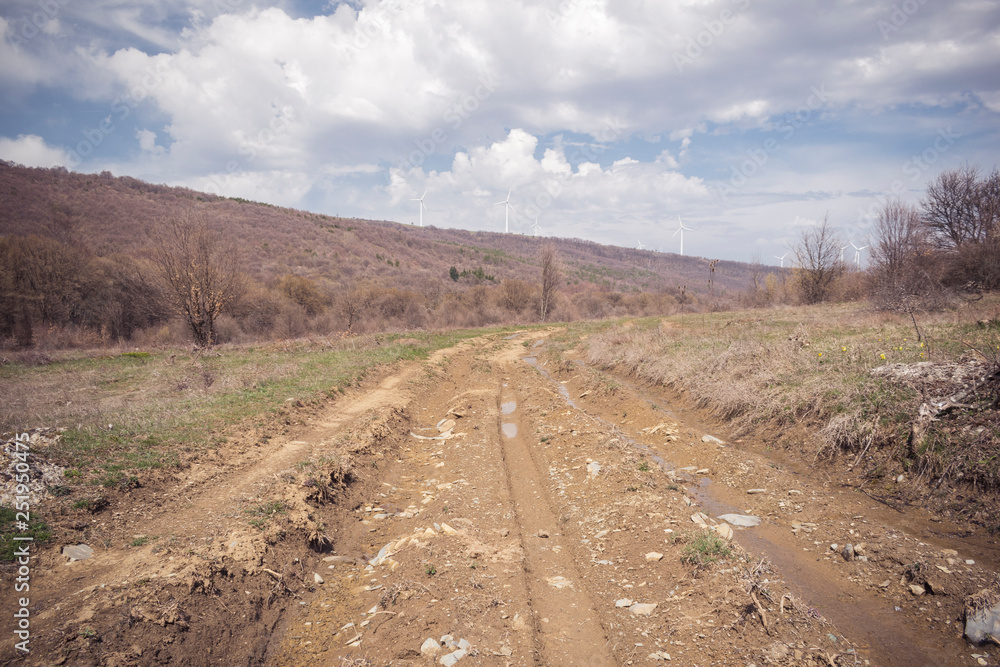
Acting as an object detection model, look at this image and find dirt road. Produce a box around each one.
[4,331,999,666]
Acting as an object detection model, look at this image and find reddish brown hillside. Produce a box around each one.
[0,161,752,297]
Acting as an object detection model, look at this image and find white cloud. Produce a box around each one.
[382,128,709,243]
[0,134,69,168]
[2,0,998,260]
[137,128,165,155]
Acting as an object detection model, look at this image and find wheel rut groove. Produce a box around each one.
[497,376,615,666]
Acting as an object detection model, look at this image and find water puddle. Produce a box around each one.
[523,357,578,408]
[501,422,517,438]
[522,354,957,666]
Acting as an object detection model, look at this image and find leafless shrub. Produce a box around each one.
[921,164,1000,291]
[869,199,952,314]
[539,245,560,321]
[498,279,535,314]
[792,214,844,304]
[147,219,245,347]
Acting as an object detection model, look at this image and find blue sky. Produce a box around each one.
[2,0,999,263]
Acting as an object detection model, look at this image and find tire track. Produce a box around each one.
[497,375,615,666]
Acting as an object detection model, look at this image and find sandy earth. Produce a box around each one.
[2,330,999,666]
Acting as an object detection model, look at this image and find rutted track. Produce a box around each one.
[269,332,906,666]
[497,382,615,666]
[9,330,998,666]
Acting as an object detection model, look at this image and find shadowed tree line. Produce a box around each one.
[1,219,682,349]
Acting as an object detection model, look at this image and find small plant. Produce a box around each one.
[245,500,287,529]
[681,531,732,568]
[101,473,140,490]
[425,564,437,576]
[130,536,150,547]
[469,560,478,569]
[79,627,97,639]
[638,460,650,472]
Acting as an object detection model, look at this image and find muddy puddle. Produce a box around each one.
[521,352,963,666]
[501,397,518,438]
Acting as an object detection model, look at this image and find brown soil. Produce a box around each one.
[3,331,999,666]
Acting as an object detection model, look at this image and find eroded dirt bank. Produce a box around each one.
[3,331,999,666]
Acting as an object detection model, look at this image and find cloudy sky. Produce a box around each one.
[2,0,999,263]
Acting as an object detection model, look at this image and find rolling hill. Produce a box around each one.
[0,161,760,343]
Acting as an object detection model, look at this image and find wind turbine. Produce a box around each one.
[637,240,646,250]
[851,241,868,269]
[839,243,850,264]
[672,216,692,256]
[774,252,789,268]
[494,189,516,233]
[409,191,427,227]
[531,216,542,237]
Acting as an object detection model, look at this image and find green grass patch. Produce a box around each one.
[0,506,52,562]
[681,530,732,568]
[245,500,287,529]
[0,327,501,486]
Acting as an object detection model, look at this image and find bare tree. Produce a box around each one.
[921,164,1000,290]
[338,284,375,333]
[868,199,947,316]
[149,220,244,346]
[749,250,764,294]
[539,245,560,321]
[792,214,843,304]
[744,250,772,308]
[921,164,985,248]
[870,199,922,282]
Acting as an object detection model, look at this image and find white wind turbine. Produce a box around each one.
[637,240,646,250]
[409,191,427,227]
[531,216,542,237]
[672,216,692,256]
[774,252,790,268]
[851,241,868,269]
[839,243,850,264]
[494,189,516,233]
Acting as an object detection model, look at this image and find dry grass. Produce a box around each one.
[585,300,1000,504]
[0,329,494,481]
